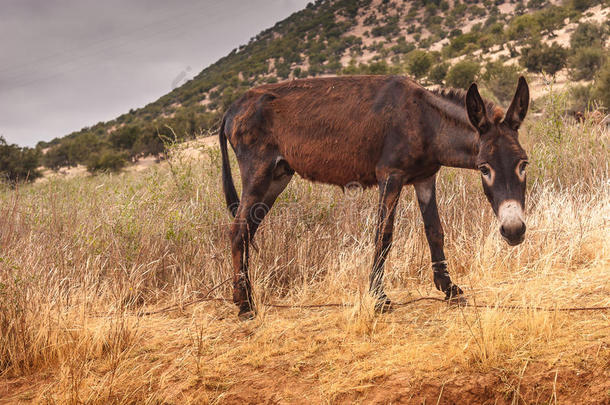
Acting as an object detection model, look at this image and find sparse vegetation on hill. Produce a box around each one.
[24,0,607,177]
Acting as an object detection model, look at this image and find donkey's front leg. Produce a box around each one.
[370,172,404,312]
[413,175,464,300]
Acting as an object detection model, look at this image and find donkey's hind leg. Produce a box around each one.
[230,158,292,320]
[413,175,464,301]
[370,172,404,313]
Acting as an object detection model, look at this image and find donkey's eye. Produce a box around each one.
[479,165,491,177]
[519,161,528,174]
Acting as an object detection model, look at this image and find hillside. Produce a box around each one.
[34,0,610,173]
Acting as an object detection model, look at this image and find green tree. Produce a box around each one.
[571,0,598,11]
[536,6,568,37]
[0,136,41,184]
[43,140,78,170]
[405,50,434,79]
[131,128,165,157]
[568,84,595,113]
[593,61,610,108]
[520,42,568,75]
[481,61,522,104]
[110,126,140,151]
[570,22,607,49]
[86,149,128,174]
[507,14,541,40]
[446,60,480,89]
[569,47,605,81]
[428,62,449,84]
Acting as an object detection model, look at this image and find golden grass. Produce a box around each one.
[0,111,609,403]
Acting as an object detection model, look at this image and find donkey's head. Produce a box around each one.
[466,77,529,246]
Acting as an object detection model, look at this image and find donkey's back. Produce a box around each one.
[223,75,426,187]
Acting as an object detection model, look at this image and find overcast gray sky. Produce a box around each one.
[0,0,310,146]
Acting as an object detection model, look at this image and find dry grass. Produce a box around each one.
[0,106,609,403]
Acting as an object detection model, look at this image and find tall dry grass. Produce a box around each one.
[0,98,608,402]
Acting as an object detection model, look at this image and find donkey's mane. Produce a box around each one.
[430,87,504,123]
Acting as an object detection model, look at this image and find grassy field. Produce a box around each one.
[1,102,609,403]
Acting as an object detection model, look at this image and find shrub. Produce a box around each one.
[43,140,78,170]
[481,61,522,104]
[527,0,545,9]
[570,22,607,49]
[371,16,400,38]
[520,42,568,75]
[405,50,434,79]
[568,84,596,113]
[110,126,139,151]
[365,60,392,74]
[507,14,540,40]
[0,137,41,184]
[446,60,481,89]
[537,6,569,36]
[592,61,610,108]
[390,37,415,54]
[444,32,481,57]
[275,62,291,79]
[86,150,128,174]
[131,129,165,157]
[568,47,605,81]
[570,0,598,11]
[428,62,449,84]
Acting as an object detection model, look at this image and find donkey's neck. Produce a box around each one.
[435,117,479,169]
[423,92,479,169]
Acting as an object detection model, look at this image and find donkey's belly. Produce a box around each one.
[278,133,380,187]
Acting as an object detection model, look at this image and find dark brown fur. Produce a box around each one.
[219,75,530,319]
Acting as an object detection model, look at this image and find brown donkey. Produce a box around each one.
[219,75,529,319]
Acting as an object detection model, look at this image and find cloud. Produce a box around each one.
[0,0,309,146]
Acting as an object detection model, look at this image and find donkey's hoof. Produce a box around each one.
[374,297,394,314]
[445,285,467,306]
[237,302,256,321]
[237,308,256,321]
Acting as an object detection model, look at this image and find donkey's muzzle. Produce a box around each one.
[498,200,526,246]
[500,221,526,246]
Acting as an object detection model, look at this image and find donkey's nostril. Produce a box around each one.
[500,225,507,237]
[500,221,526,245]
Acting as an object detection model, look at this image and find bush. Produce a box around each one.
[570,22,607,49]
[444,32,481,57]
[131,129,165,157]
[537,6,569,36]
[390,38,415,55]
[446,60,480,89]
[405,50,434,79]
[43,140,79,170]
[507,14,540,40]
[568,47,605,81]
[520,42,568,75]
[570,0,598,11]
[592,61,610,108]
[110,126,139,151]
[371,16,400,38]
[86,150,128,174]
[428,62,449,84]
[0,137,41,184]
[568,84,595,113]
[481,61,522,104]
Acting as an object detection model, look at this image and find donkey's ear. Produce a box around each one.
[466,83,490,133]
[503,76,529,130]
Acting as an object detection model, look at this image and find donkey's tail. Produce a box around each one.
[219,117,239,217]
